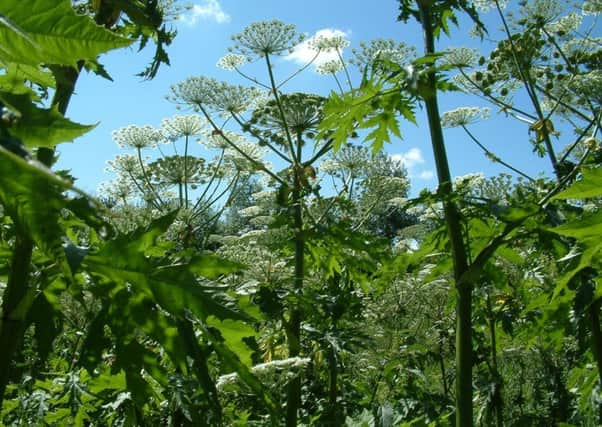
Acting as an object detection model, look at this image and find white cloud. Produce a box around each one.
[391,147,424,168]
[391,148,434,180]
[418,170,434,180]
[179,0,230,26]
[285,28,350,66]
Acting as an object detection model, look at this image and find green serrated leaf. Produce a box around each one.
[206,317,256,367]
[199,323,280,418]
[550,210,602,240]
[0,0,132,67]
[26,292,62,363]
[1,92,96,148]
[0,147,69,265]
[552,168,602,200]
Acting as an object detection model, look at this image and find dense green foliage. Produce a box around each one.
[0,0,601,426]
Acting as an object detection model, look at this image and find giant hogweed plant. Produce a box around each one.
[168,20,398,426]
[318,0,601,425]
[0,1,280,425]
[101,114,255,250]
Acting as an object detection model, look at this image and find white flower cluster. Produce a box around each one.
[568,70,602,103]
[316,59,344,75]
[170,76,265,114]
[112,124,163,149]
[350,38,416,68]
[309,34,350,52]
[229,20,305,57]
[105,154,144,175]
[238,205,263,218]
[98,177,135,203]
[216,357,310,391]
[216,53,250,70]
[440,106,490,128]
[545,12,582,35]
[442,47,479,68]
[201,129,249,150]
[169,76,221,106]
[453,172,485,190]
[224,140,269,170]
[161,114,207,140]
[472,0,508,12]
[582,0,602,15]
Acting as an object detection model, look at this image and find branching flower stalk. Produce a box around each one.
[196,103,286,186]
[136,146,167,208]
[265,54,299,165]
[277,50,321,90]
[230,112,292,163]
[493,0,561,178]
[459,124,536,182]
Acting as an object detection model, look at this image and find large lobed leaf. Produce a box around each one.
[1,92,95,148]
[552,167,602,200]
[83,212,248,323]
[0,147,70,265]
[0,0,131,67]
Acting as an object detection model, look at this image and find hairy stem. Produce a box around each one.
[285,136,306,427]
[416,2,473,426]
[184,135,189,209]
[589,298,602,423]
[0,63,82,407]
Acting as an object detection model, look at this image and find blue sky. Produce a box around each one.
[56,0,581,197]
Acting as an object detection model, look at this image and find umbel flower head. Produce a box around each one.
[161,114,207,140]
[169,76,222,106]
[148,155,207,186]
[442,47,479,68]
[170,76,265,114]
[309,34,350,52]
[229,20,305,56]
[201,129,248,150]
[105,154,144,176]
[98,177,136,204]
[316,60,344,75]
[350,39,416,68]
[112,125,163,149]
[217,53,250,70]
[582,0,602,15]
[441,106,490,128]
[250,93,325,136]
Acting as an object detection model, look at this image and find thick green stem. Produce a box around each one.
[486,290,503,427]
[589,298,602,423]
[0,234,34,406]
[0,64,81,408]
[184,135,189,209]
[416,2,473,425]
[327,343,340,426]
[285,174,304,427]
